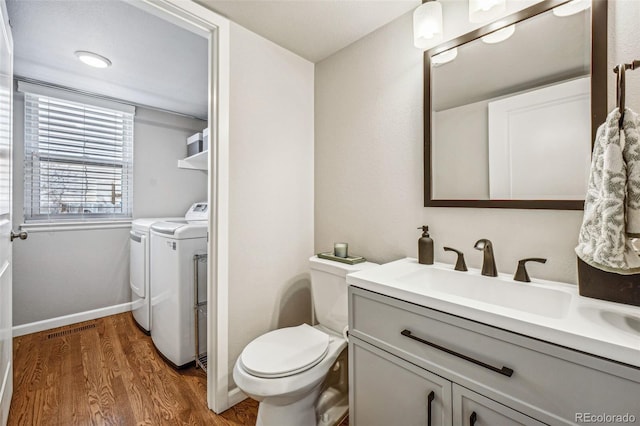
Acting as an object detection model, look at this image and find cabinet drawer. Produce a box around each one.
[351,338,452,426]
[453,384,545,426]
[350,287,640,425]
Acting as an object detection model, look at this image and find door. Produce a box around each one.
[129,231,147,299]
[351,338,453,426]
[129,230,149,330]
[0,1,12,424]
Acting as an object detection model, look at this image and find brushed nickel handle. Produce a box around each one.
[10,230,28,242]
[401,329,513,377]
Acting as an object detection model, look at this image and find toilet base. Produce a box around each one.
[255,383,348,426]
[256,384,319,426]
[316,386,348,426]
[316,347,349,426]
[254,347,349,426]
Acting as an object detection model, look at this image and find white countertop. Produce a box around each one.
[347,258,640,368]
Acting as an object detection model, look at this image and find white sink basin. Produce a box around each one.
[346,258,640,367]
[397,267,572,319]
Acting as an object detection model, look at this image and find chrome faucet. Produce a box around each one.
[473,239,497,277]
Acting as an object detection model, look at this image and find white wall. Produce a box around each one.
[12,92,207,326]
[132,108,208,217]
[314,1,617,285]
[227,22,315,390]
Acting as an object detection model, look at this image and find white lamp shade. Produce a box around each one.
[414,1,443,49]
[553,0,590,17]
[481,24,515,44]
[432,48,458,66]
[469,0,506,23]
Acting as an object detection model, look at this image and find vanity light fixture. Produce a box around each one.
[413,0,444,49]
[469,0,506,23]
[74,50,112,68]
[481,24,515,44]
[552,0,590,17]
[431,48,458,66]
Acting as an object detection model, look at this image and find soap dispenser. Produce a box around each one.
[417,226,434,265]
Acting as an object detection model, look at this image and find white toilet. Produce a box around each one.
[233,255,378,426]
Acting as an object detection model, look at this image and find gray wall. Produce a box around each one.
[314,2,606,285]
[227,22,315,390]
[12,92,207,326]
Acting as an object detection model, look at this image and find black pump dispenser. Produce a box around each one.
[417,226,434,265]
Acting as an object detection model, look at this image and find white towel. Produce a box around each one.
[576,107,640,274]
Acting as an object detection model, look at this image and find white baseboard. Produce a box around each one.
[12,302,133,337]
[228,387,247,408]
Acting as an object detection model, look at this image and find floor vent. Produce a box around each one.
[46,323,96,339]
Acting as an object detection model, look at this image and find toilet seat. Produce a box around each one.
[239,324,330,378]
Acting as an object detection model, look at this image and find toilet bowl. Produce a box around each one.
[233,324,346,426]
[233,256,378,426]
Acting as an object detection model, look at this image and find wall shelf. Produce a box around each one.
[178,150,208,170]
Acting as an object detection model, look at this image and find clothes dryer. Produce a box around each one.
[130,216,182,333]
[150,202,208,367]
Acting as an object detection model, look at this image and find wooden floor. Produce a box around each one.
[8,313,258,425]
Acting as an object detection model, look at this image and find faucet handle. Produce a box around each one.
[513,258,547,282]
[443,247,468,271]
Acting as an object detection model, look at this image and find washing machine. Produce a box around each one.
[130,216,182,333]
[150,202,208,368]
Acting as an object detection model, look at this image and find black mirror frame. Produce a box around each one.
[424,0,608,210]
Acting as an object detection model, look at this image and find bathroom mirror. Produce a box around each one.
[425,0,607,209]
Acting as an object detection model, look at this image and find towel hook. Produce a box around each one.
[614,60,640,129]
[617,64,626,128]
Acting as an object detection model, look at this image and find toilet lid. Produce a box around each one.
[239,324,330,378]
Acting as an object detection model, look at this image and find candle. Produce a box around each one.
[334,242,348,258]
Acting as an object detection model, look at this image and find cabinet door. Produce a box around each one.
[452,384,546,426]
[351,338,452,426]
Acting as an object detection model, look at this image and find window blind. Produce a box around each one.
[24,92,134,221]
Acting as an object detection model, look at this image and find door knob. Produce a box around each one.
[10,230,28,241]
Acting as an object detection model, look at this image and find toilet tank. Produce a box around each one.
[309,256,378,334]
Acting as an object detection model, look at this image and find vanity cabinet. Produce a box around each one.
[348,286,640,426]
[352,340,452,425]
[351,339,543,426]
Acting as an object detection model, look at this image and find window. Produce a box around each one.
[21,84,134,222]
